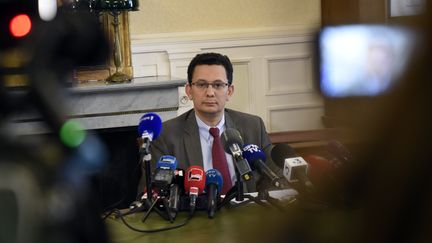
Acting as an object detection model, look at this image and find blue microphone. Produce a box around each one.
[205,169,223,218]
[138,113,162,201]
[243,144,282,188]
[138,112,162,141]
[154,155,181,218]
[153,155,177,191]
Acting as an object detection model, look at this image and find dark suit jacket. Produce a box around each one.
[139,108,273,192]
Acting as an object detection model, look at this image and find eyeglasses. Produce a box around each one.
[191,82,229,91]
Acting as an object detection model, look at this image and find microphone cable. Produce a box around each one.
[103,208,193,233]
[101,156,142,213]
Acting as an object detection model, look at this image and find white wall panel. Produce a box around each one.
[268,104,324,132]
[131,26,324,132]
[226,60,252,114]
[266,55,313,95]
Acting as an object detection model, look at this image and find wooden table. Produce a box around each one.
[105,201,292,243]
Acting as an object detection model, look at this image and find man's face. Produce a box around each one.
[185,64,234,118]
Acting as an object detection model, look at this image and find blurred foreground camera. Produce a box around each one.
[0,0,38,49]
[0,1,109,243]
[317,25,417,98]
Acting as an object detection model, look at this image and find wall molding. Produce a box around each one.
[263,54,315,96]
[131,25,319,54]
[129,24,325,132]
[266,103,324,132]
[228,57,254,114]
[267,103,324,112]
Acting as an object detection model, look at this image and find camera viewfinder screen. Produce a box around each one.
[319,25,415,97]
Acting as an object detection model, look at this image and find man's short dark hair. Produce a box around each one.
[187,52,233,85]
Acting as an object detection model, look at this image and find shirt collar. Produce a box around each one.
[195,113,225,140]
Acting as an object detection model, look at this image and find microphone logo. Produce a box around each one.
[140,115,154,121]
[290,158,305,165]
[187,169,204,181]
[243,144,260,153]
[189,187,199,195]
[206,169,220,179]
[156,155,177,170]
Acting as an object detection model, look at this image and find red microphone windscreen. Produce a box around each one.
[184,166,206,194]
[304,155,334,184]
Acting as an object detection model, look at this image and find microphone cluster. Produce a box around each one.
[139,162,223,219]
[135,112,354,221]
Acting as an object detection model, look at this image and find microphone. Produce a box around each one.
[137,112,162,154]
[205,169,223,218]
[220,128,252,181]
[153,156,184,216]
[137,112,162,200]
[304,155,334,184]
[167,168,184,216]
[271,144,314,190]
[137,112,162,141]
[303,154,351,204]
[184,166,206,215]
[242,144,283,188]
[152,155,177,192]
[326,140,352,167]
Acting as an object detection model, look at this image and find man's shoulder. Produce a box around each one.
[162,109,193,128]
[225,108,261,122]
[161,108,263,129]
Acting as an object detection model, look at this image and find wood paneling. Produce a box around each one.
[321,0,360,26]
[321,0,388,26]
[269,128,355,157]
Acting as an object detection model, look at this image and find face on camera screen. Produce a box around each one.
[319,25,416,98]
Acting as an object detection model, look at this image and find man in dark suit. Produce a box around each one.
[140,52,272,193]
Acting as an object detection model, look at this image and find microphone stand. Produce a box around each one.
[116,139,153,216]
[115,139,152,219]
[139,136,153,201]
[235,168,244,202]
[257,187,286,212]
[215,154,246,209]
[141,195,172,223]
[217,184,269,209]
[217,185,239,209]
[137,135,173,222]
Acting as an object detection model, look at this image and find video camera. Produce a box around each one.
[0,1,110,242]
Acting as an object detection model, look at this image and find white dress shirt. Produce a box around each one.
[195,114,237,185]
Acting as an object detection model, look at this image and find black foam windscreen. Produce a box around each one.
[220,128,243,153]
[270,143,297,168]
[326,140,352,164]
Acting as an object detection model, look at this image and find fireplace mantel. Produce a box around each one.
[11,76,186,135]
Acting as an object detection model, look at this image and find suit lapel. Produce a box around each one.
[225,109,254,192]
[183,109,241,168]
[225,109,243,137]
[183,110,204,167]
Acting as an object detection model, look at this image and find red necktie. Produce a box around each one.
[209,127,232,194]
